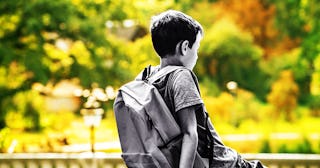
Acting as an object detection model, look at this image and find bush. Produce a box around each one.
[0,128,10,153]
[203,87,267,128]
[267,70,299,121]
[259,139,272,153]
[306,95,320,117]
[277,138,315,154]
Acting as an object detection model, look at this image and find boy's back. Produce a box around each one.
[114,66,207,168]
[152,66,243,167]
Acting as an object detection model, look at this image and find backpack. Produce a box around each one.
[113,65,208,168]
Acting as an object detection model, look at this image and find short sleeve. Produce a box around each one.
[171,70,203,112]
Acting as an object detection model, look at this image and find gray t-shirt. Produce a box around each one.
[151,66,241,168]
[152,67,203,118]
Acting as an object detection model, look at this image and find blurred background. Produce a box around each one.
[0,0,320,157]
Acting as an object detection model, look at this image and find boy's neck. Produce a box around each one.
[160,54,183,68]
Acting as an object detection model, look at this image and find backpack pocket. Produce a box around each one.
[122,153,161,168]
[159,134,183,168]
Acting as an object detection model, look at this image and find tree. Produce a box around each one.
[197,18,268,99]
[212,0,300,59]
[267,70,299,121]
[268,0,320,103]
[0,0,137,129]
[0,0,202,130]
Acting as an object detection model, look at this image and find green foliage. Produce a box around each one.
[5,90,44,131]
[297,138,314,154]
[277,144,293,153]
[270,0,320,104]
[270,0,309,38]
[307,95,320,117]
[259,48,314,105]
[0,0,134,129]
[124,36,159,78]
[187,1,217,29]
[197,18,267,99]
[277,138,315,154]
[259,139,271,153]
[199,77,221,97]
[311,55,320,96]
[260,48,300,80]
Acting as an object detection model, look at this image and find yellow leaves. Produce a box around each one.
[212,18,241,36]
[0,62,32,89]
[43,40,94,72]
[6,90,45,130]
[0,67,6,87]
[94,47,114,69]
[119,60,130,69]
[72,0,106,5]
[44,43,68,59]
[132,0,174,25]
[134,0,173,11]
[200,18,253,56]
[203,92,234,121]
[311,73,320,95]
[314,55,320,71]
[188,1,216,28]
[118,35,158,75]
[19,34,38,50]
[93,0,106,4]
[43,43,73,72]
[0,14,21,38]
[41,31,59,40]
[42,14,51,26]
[70,41,94,68]
[5,110,26,130]
[84,8,98,18]
[203,18,239,45]
[71,0,81,6]
[95,47,107,57]
[70,0,102,17]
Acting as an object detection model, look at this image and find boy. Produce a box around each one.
[148,10,264,168]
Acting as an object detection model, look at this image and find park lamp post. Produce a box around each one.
[80,108,103,153]
[74,86,116,153]
[226,81,238,97]
[226,81,238,127]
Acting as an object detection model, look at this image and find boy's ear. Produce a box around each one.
[180,40,189,56]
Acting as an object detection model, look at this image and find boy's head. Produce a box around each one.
[150,10,203,58]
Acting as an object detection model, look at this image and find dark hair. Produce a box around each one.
[150,10,203,58]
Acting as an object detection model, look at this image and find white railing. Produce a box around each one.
[0,153,124,168]
[0,153,319,168]
[242,153,320,168]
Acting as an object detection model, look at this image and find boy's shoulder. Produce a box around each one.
[170,67,198,87]
[171,68,194,79]
[150,65,194,85]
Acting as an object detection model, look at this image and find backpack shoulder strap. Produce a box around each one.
[148,65,185,84]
